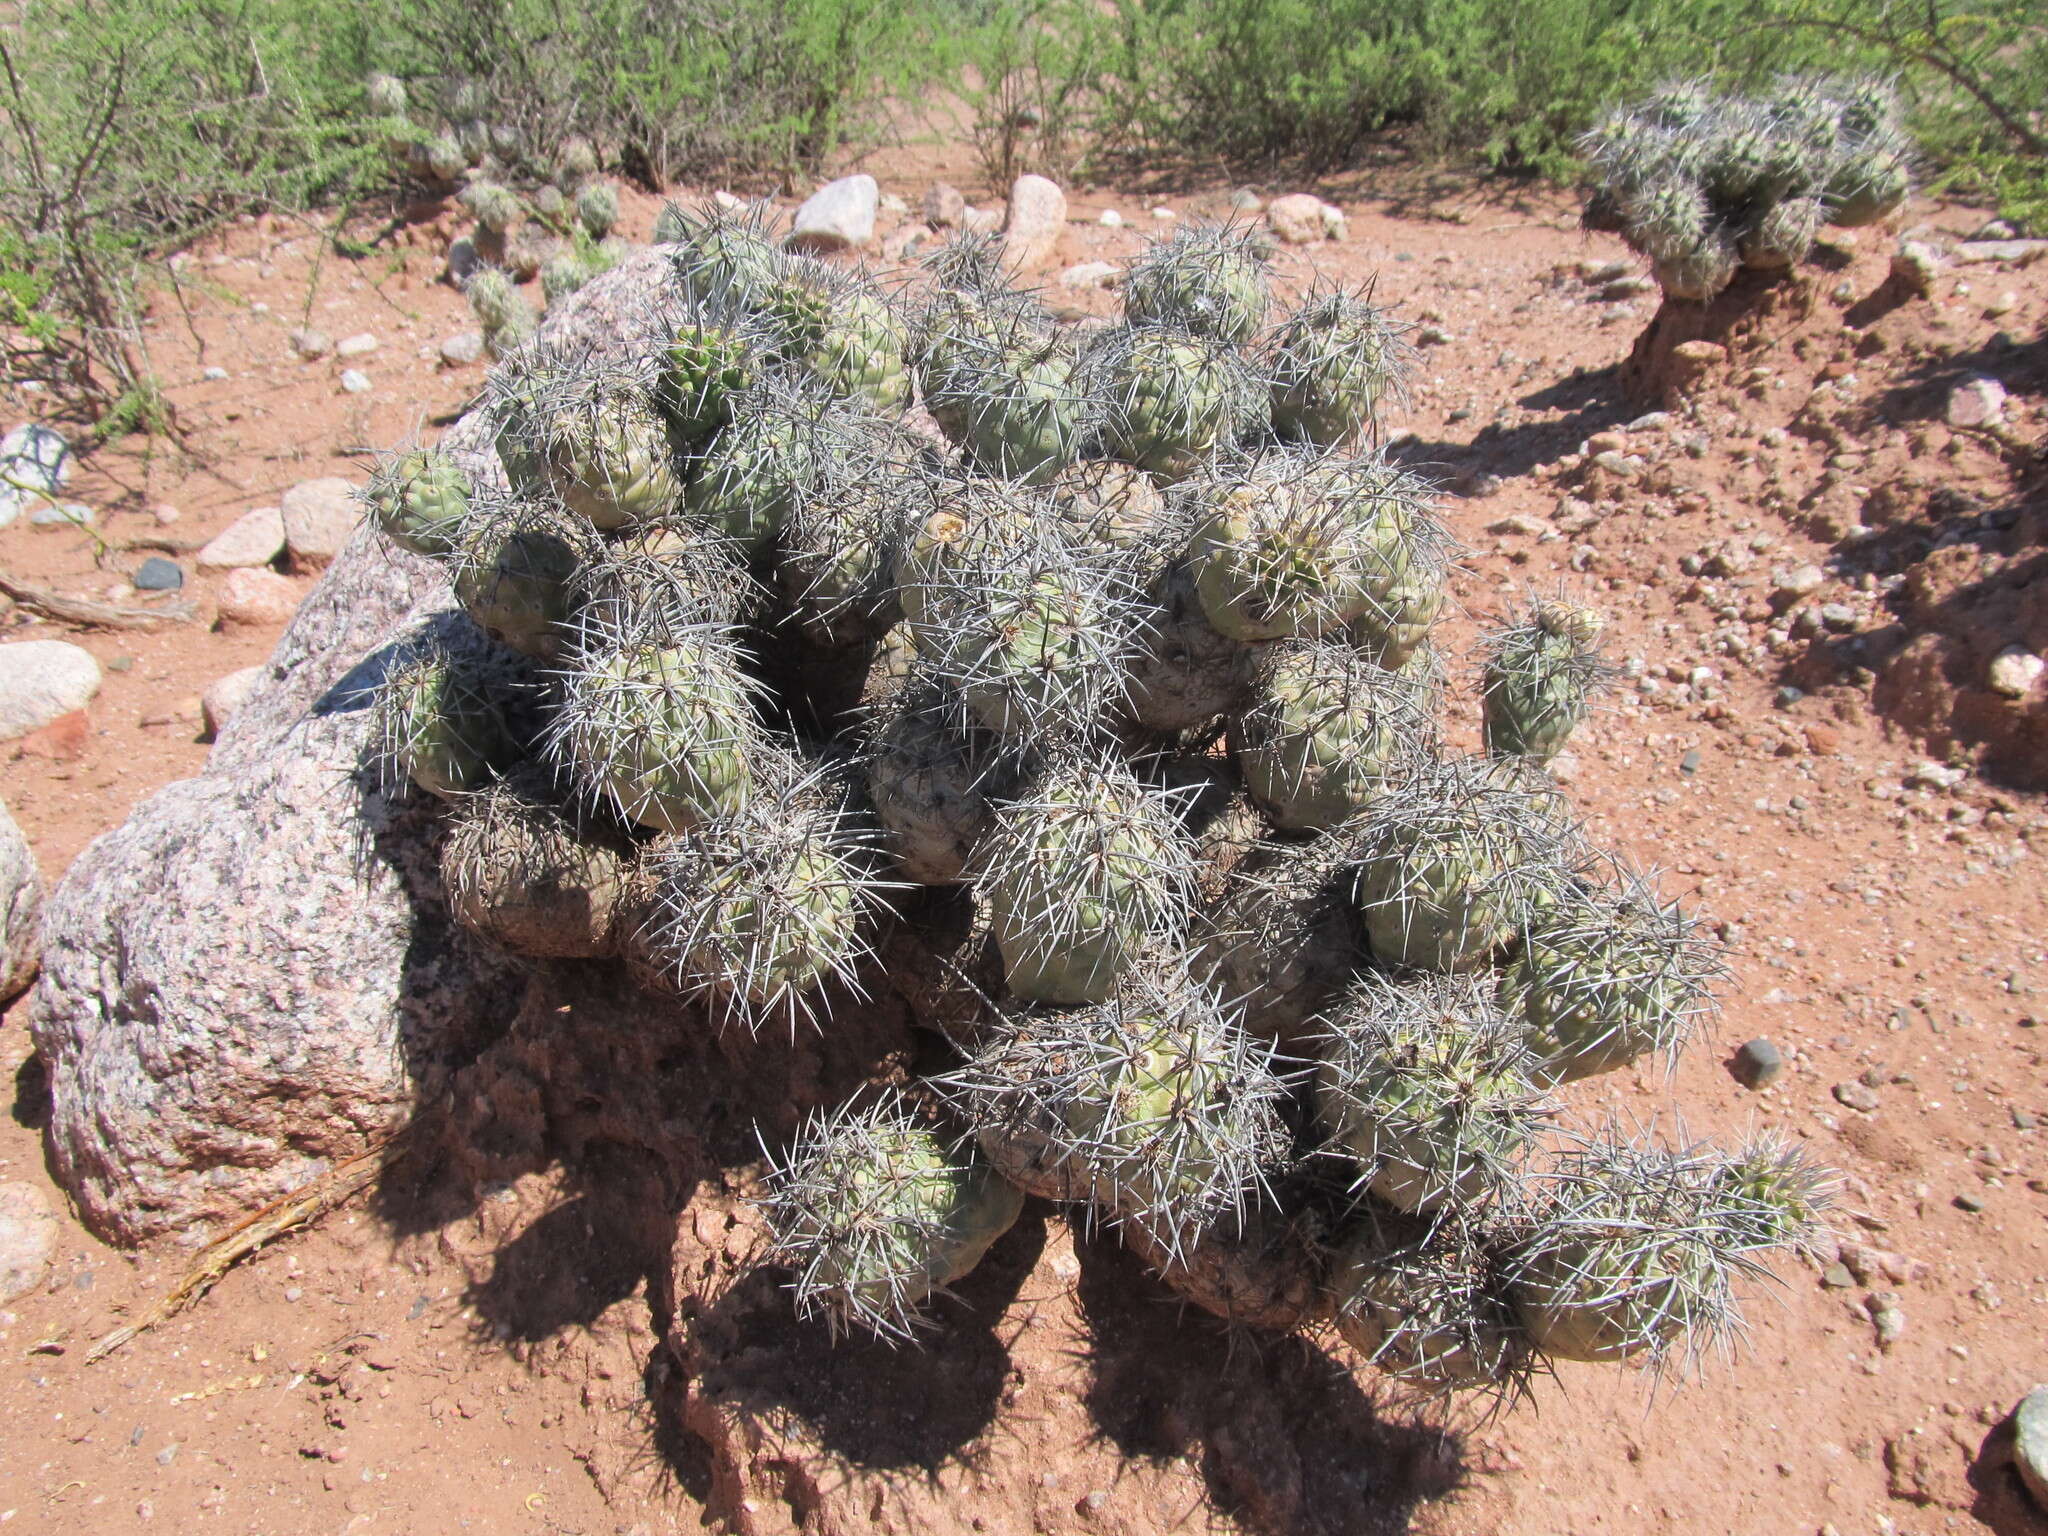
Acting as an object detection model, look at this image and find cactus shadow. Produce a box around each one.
[1069,1230,1465,1536]
[1388,362,1635,488]
[674,1205,1047,1476]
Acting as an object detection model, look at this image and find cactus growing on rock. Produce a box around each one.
[351,206,1830,1406]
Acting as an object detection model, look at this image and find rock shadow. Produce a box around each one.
[1966,1407,2048,1535]
[1389,363,1636,487]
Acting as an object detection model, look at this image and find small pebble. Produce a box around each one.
[1679,748,1702,775]
[439,331,485,367]
[1731,1038,1784,1089]
[1833,1080,1880,1112]
[1953,1192,1985,1213]
[1821,1262,1855,1289]
[201,366,229,382]
[338,370,372,395]
[1098,209,1123,228]
[132,557,183,592]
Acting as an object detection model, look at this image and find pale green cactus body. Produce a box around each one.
[440,764,629,959]
[1268,289,1408,448]
[975,760,1197,1006]
[372,629,526,799]
[548,622,768,834]
[1317,972,1547,1214]
[1501,856,1722,1083]
[541,389,685,532]
[1481,600,1610,763]
[365,448,471,559]
[685,389,825,552]
[764,1092,1026,1340]
[450,503,587,662]
[1086,325,1259,481]
[1234,640,1429,832]
[1122,224,1271,344]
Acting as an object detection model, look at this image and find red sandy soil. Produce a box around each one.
[1,135,2044,1536]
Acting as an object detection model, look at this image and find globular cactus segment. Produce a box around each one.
[1709,1130,1837,1255]
[1233,639,1432,832]
[862,679,1027,886]
[1330,1208,1533,1396]
[1343,756,1575,973]
[1480,598,1612,764]
[1187,449,1447,649]
[761,1091,1026,1341]
[365,72,408,118]
[459,179,523,236]
[1316,972,1549,1215]
[540,251,591,308]
[464,268,537,360]
[370,622,530,799]
[1121,222,1273,345]
[545,609,773,835]
[571,524,757,636]
[777,424,927,650]
[923,520,1149,746]
[639,770,901,1033]
[576,181,619,242]
[762,262,912,412]
[1080,324,1263,482]
[448,495,592,663]
[1267,285,1411,450]
[364,447,471,559]
[653,295,766,449]
[948,324,1088,486]
[440,762,631,959]
[1503,1129,1805,1367]
[523,363,685,532]
[973,756,1199,1006]
[661,201,787,312]
[945,963,1291,1246]
[1501,853,1724,1084]
[684,379,836,553]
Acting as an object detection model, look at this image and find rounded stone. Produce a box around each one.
[196,506,286,571]
[133,556,184,592]
[0,640,102,740]
[201,664,267,741]
[2017,1386,2048,1509]
[280,477,361,572]
[215,567,302,628]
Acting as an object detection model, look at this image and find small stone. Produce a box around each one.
[881,222,931,261]
[328,332,375,361]
[215,568,302,628]
[961,205,1003,235]
[1953,1191,1985,1213]
[1819,602,1857,632]
[196,506,285,571]
[338,369,372,395]
[1679,748,1702,775]
[1319,202,1347,240]
[1266,193,1328,245]
[879,192,909,216]
[1150,206,1175,220]
[201,665,266,741]
[152,504,180,525]
[1833,1080,1881,1112]
[1774,564,1826,601]
[1097,209,1123,228]
[1581,259,1631,284]
[1416,325,1453,347]
[1946,376,2007,428]
[0,1182,58,1302]
[201,366,229,382]
[132,557,184,592]
[0,640,102,741]
[280,477,360,572]
[1983,291,2017,318]
[1907,759,1965,790]
[439,331,485,367]
[1731,1038,1784,1089]
[1804,723,1841,756]
[922,182,967,229]
[1485,514,1549,537]
[1891,240,1945,297]
[445,235,482,286]
[1600,275,1655,300]
[1974,219,2017,241]
[788,174,878,252]
[2015,1386,2048,1509]
[710,189,743,212]
[1229,188,1264,214]
[1058,260,1119,291]
[1001,174,1067,273]
[28,501,95,529]
[1821,1262,1856,1289]
[288,329,331,360]
[1951,239,2048,266]
[1865,1291,1906,1350]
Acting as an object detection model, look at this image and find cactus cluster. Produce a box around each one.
[359,206,1828,1387]
[1583,74,1912,301]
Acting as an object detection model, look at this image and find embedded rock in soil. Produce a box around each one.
[1,795,42,1001]
[0,640,101,740]
[0,1181,58,1302]
[1621,268,1818,406]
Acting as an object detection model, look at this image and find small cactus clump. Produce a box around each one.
[1583,74,1913,302]
[354,205,1828,1408]
[1480,598,1612,764]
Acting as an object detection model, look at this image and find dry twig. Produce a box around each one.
[0,566,193,629]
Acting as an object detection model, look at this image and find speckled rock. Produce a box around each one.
[0,796,41,1001]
